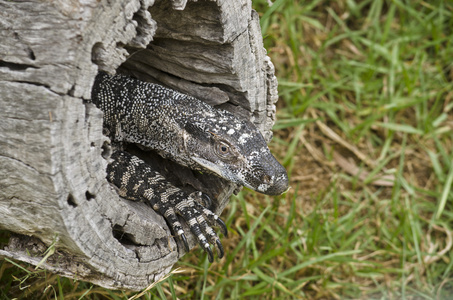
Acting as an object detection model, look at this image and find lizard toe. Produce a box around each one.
[193,201,228,237]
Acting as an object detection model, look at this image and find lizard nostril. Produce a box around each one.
[261,174,272,184]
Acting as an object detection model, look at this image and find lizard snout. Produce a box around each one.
[261,164,289,196]
[250,158,289,196]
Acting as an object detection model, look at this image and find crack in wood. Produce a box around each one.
[0,60,37,71]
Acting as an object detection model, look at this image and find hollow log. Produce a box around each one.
[0,0,278,290]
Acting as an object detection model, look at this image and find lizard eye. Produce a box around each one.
[216,141,231,157]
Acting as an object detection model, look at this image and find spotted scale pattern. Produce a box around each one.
[91,72,288,261]
[107,151,226,261]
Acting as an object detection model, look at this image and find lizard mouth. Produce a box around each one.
[241,170,289,196]
[191,156,289,195]
[190,156,238,183]
[255,174,290,195]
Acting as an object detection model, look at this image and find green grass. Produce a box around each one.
[2,0,453,299]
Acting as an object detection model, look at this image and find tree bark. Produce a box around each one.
[0,0,278,291]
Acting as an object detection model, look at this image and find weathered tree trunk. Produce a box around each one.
[0,0,278,291]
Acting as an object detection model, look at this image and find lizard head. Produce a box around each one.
[183,109,289,196]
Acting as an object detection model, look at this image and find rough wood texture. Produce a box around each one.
[0,0,278,291]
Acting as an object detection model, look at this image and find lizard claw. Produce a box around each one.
[203,243,214,263]
[200,192,212,209]
[180,233,189,252]
[216,217,228,237]
[216,239,224,259]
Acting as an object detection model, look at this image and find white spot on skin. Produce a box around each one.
[258,183,270,192]
[235,172,246,184]
[238,133,251,145]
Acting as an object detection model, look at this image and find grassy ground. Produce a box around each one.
[1,0,453,299]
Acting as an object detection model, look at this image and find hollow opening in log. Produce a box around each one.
[85,191,95,201]
[0,231,12,249]
[96,41,241,215]
[101,140,112,159]
[67,194,77,208]
[112,224,141,247]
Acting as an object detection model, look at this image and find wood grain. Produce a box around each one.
[0,0,278,290]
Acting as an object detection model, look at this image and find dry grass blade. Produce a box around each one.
[128,267,187,300]
[333,151,395,186]
[312,111,377,169]
[423,223,453,265]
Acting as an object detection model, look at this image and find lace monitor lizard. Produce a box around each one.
[91,72,289,262]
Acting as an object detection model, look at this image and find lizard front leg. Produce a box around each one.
[106,150,227,262]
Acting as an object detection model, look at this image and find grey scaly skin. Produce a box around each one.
[91,72,289,262]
